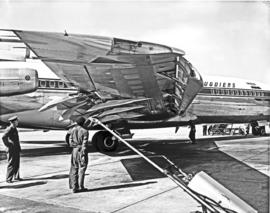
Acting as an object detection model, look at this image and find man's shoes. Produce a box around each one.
[14,178,23,181]
[6,180,13,183]
[80,187,88,192]
[72,189,79,193]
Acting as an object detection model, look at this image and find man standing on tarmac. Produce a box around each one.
[69,117,89,193]
[2,116,22,183]
[189,122,196,144]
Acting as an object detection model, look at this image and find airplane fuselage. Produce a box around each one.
[0,76,269,130]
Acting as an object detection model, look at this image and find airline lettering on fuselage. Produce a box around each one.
[204,81,236,88]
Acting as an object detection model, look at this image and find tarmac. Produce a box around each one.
[0,126,269,213]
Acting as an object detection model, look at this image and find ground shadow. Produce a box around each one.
[86,181,156,193]
[0,181,47,189]
[114,137,268,213]
[0,135,268,212]
[23,174,69,181]
[21,140,66,145]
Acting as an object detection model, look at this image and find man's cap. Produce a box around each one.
[8,116,18,122]
[75,117,86,126]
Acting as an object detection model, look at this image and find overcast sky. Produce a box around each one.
[0,0,269,84]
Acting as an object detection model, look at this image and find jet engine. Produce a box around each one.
[0,68,38,96]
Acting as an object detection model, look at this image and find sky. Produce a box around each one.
[0,0,269,84]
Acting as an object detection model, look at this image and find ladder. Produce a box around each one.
[88,118,237,213]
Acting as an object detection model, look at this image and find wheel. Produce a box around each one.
[260,127,266,136]
[92,131,119,152]
[65,133,70,146]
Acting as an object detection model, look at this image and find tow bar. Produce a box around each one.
[88,117,257,213]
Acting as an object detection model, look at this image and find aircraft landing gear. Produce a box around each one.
[92,131,119,152]
[65,133,70,146]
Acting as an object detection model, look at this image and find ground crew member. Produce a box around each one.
[69,117,89,193]
[203,125,207,136]
[189,122,196,144]
[246,124,250,135]
[2,116,22,183]
[208,125,213,135]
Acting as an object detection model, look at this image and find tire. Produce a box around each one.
[260,127,266,136]
[92,131,119,152]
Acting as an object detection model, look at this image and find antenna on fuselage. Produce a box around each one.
[64,30,68,36]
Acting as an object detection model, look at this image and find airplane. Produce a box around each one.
[0,30,269,152]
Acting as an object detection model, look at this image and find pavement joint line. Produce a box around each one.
[110,186,179,213]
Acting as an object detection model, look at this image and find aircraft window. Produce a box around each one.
[58,81,64,88]
[49,81,55,88]
[227,83,231,87]
[204,82,208,87]
[214,82,218,87]
[232,83,236,88]
[40,80,46,88]
[209,82,213,87]
[220,89,224,95]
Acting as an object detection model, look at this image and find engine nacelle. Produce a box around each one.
[0,68,38,96]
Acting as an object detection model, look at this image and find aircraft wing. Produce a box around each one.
[1,30,203,126]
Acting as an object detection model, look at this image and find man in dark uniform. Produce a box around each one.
[202,125,207,136]
[69,117,89,193]
[2,116,22,183]
[189,122,196,144]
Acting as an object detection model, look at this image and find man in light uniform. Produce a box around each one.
[69,117,89,193]
[2,116,22,183]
